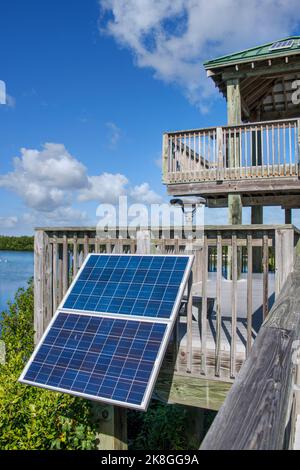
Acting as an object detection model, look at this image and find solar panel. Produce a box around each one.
[269,40,294,51]
[20,312,168,409]
[19,254,193,410]
[63,254,190,319]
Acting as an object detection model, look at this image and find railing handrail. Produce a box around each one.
[165,117,299,136]
[200,255,300,450]
[35,224,299,233]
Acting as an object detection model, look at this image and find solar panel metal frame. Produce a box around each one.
[19,253,194,411]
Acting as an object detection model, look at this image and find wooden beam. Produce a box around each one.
[91,404,127,450]
[154,372,231,411]
[227,78,242,226]
[222,61,300,80]
[200,327,295,449]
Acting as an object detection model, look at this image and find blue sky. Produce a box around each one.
[0,0,300,235]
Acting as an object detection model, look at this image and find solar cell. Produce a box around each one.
[20,312,168,409]
[62,254,190,319]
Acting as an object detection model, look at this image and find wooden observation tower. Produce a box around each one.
[162,36,300,226]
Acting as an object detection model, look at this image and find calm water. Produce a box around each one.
[0,251,34,313]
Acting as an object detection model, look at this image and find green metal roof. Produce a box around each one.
[204,36,300,69]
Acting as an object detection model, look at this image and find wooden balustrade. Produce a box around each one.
[34,225,299,383]
[163,118,300,184]
[201,254,300,450]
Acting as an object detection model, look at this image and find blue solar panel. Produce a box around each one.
[21,312,167,408]
[62,255,190,319]
[20,254,193,410]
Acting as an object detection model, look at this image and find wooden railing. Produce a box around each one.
[163,118,300,184]
[34,225,299,384]
[201,254,300,450]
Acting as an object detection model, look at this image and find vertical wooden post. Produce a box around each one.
[216,127,224,181]
[275,228,294,296]
[227,78,242,226]
[227,79,242,280]
[246,234,253,356]
[201,236,208,376]
[262,234,269,320]
[137,229,151,254]
[186,271,193,374]
[92,404,127,450]
[34,230,49,344]
[162,133,169,182]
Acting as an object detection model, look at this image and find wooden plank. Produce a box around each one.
[58,245,63,304]
[201,327,295,450]
[154,372,231,411]
[73,235,78,279]
[34,230,48,344]
[263,234,269,320]
[247,235,253,356]
[91,404,127,450]
[162,133,169,183]
[186,272,193,373]
[201,239,208,375]
[166,177,300,198]
[215,234,222,377]
[275,228,294,296]
[230,234,238,379]
[43,238,53,330]
[84,234,89,259]
[62,235,68,296]
[52,236,58,313]
[136,229,151,254]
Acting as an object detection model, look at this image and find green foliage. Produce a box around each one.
[0,280,214,450]
[0,235,34,252]
[128,402,192,450]
[0,283,97,450]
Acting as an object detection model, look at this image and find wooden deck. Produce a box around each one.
[163,118,300,208]
[179,272,275,353]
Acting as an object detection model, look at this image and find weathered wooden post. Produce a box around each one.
[251,128,264,272]
[92,404,127,450]
[34,230,52,344]
[227,78,242,226]
[226,79,242,279]
[275,227,295,297]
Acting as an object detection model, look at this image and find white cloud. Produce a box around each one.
[100,0,300,109]
[0,143,89,211]
[130,182,163,204]
[78,173,129,203]
[0,142,161,230]
[106,121,121,148]
[0,216,18,229]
